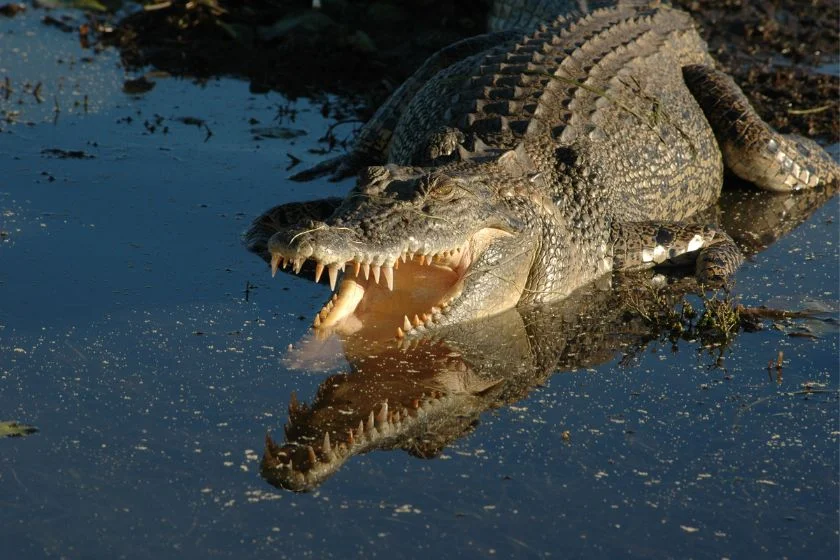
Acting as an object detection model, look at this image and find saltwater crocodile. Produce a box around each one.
[260,186,837,492]
[246,0,838,339]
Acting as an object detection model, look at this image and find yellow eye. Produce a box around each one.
[430,182,455,199]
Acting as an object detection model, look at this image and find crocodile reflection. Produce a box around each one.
[259,184,836,492]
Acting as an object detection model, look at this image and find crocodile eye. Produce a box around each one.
[429,182,455,199]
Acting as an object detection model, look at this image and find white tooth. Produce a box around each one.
[372,265,381,284]
[376,401,388,424]
[366,411,375,432]
[314,262,324,283]
[401,252,408,263]
[362,262,370,280]
[383,266,394,290]
[270,254,281,277]
[403,315,412,331]
[328,265,339,291]
[323,432,331,455]
[293,258,304,274]
[339,262,346,273]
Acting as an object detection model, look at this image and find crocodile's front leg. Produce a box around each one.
[611,222,744,285]
[683,65,839,192]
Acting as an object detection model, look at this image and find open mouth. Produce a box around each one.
[268,228,512,338]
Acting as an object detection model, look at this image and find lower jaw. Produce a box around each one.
[314,264,463,339]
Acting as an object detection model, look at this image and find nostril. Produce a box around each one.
[294,240,314,258]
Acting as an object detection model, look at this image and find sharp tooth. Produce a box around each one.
[376,402,388,425]
[422,313,431,322]
[372,265,381,284]
[353,261,361,276]
[426,254,433,265]
[270,254,281,277]
[393,259,400,270]
[293,258,304,274]
[314,262,324,283]
[401,252,408,263]
[307,445,317,465]
[362,262,370,280]
[396,326,405,338]
[403,315,412,331]
[322,432,331,455]
[313,314,322,327]
[412,314,422,327]
[347,429,355,445]
[418,255,426,266]
[383,266,394,290]
[339,262,346,272]
[366,411,375,432]
[328,265,339,290]
[357,420,364,437]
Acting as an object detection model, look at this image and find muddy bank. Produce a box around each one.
[85,0,838,138]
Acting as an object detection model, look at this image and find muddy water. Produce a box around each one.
[1,8,838,559]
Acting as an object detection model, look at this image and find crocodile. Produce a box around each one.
[261,185,837,492]
[245,0,838,340]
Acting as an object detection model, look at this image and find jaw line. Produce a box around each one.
[307,227,513,338]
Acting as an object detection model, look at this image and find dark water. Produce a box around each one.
[1,9,838,559]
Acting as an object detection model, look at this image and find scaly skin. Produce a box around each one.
[245,1,838,340]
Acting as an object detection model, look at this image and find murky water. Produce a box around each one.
[1,8,838,559]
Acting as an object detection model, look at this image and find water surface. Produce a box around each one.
[1,9,838,559]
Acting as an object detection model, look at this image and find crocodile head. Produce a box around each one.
[259,145,549,338]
